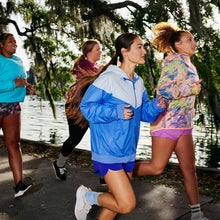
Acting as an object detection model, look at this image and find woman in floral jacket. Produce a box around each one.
[134,22,208,220]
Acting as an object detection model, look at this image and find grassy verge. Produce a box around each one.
[1,136,219,202]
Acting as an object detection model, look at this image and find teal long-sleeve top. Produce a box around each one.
[0,54,26,103]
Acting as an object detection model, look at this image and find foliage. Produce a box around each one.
[193,30,220,130]
[136,45,162,97]
[0,0,220,130]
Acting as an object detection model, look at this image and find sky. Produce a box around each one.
[2,0,220,70]
[1,0,146,70]
[1,0,30,69]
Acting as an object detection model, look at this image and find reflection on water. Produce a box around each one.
[1,96,219,169]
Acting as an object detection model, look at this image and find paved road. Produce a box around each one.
[0,148,219,220]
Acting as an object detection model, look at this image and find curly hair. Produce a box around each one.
[151,22,188,53]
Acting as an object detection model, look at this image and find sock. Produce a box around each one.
[85,191,102,206]
[190,204,202,217]
[56,153,68,167]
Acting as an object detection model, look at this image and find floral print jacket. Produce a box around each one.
[150,53,200,132]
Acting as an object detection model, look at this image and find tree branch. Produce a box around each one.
[107,1,144,11]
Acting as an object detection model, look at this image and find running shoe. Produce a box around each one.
[52,160,66,180]
[74,185,92,220]
[14,180,33,198]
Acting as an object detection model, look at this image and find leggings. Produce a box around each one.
[61,118,88,157]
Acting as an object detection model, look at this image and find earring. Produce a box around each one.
[117,56,121,66]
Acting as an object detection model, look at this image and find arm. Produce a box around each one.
[80,84,125,124]
[141,90,165,123]
[0,77,27,93]
[0,80,16,93]
[26,83,35,95]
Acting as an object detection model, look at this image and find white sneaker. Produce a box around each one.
[191,212,209,220]
[74,185,92,220]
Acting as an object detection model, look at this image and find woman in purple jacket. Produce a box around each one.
[53,39,103,181]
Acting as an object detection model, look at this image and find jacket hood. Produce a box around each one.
[102,65,139,82]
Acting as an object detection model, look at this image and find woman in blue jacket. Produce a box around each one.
[0,33,34,198]
[74,33,165,220]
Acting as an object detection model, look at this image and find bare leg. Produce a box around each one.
[175,135,199,205]
[1,113,22,185]
[98,171,135,220]
[133,136,176,176]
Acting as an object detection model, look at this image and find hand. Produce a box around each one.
[124,105,133,120]
[15,77,27,87]
[26,83,35,96]
[192,79,202,95]
[157,95,167,109]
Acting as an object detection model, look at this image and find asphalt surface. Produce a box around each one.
[0,148,220,220]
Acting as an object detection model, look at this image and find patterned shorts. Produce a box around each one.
[0,103,21,116]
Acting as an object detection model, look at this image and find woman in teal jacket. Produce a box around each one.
[74,33,165,220]
[0,33,34,198]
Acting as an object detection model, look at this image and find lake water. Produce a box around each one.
[1,96,219,169]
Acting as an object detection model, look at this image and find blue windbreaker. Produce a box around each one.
[80,65,164,163]
[0,55,26,103]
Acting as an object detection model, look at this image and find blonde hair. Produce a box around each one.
[151,22,188,53]
[70,39,100,75]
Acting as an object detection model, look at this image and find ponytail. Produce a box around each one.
[70,55,86,75]
[99,54,118,73]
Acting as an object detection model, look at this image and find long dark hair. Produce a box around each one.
[65,73,98,128]
[101,32,139,73]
